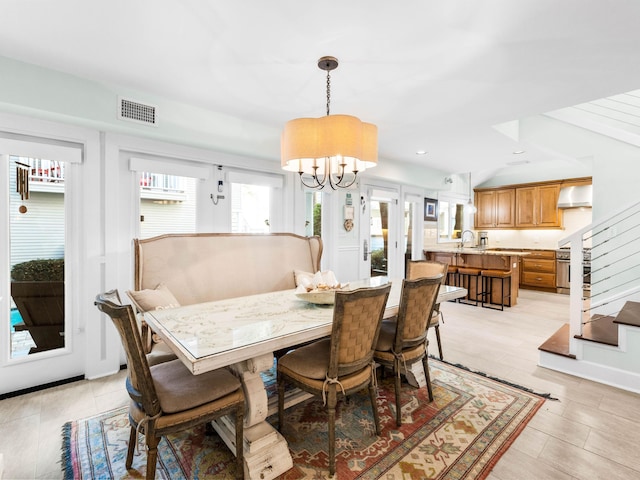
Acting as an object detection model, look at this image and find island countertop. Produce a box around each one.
[423,246,531,256]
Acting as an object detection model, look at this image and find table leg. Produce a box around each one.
[404,361,427,388]
[213,353,293,479]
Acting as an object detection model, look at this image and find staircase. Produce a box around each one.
[538,200,640,394]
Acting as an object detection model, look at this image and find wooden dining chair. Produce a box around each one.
[406,260,449,359]
[277,283,391,477]
[95,290,245,480]
[374,275,442,426]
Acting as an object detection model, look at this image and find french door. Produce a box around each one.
[360,186,400,280]
[0,138,85,395]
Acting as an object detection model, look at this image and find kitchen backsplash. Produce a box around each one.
[424,208,592,250]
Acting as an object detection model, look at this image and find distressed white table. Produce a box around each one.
[145,277,466,479]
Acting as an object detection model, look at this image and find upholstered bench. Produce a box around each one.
[127,233,322,354]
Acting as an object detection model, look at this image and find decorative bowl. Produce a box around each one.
[295,290,336,305]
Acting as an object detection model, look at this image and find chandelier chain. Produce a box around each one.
[326,70,331,116]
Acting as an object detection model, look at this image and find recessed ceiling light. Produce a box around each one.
[416,150,427,155]
[507,160,530,166]
[512,150,525,154]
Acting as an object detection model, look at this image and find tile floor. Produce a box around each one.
[1,289,639,479]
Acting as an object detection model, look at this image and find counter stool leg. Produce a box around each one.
[447,267,459,289]
[480,270,511,311]
[457,268,481,306]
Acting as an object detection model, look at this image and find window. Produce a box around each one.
[437,193,467,243]
[129,157,207,239]
[228,170,284,233]
[139,172,196,238]
[231,183,271,233]
[305,191,322,237]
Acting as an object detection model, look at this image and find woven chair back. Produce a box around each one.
[407,260,448,315]
[407,260,448,283]
[329,283,391,377]
[394,276,442,351]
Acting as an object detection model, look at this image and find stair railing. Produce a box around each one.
[559,199,640,355]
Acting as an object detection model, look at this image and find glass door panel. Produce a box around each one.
[404,200,413,274]
[305,191,322,237]
[8,156,65,357]
[231,183,271,233]
[370,199,390,277]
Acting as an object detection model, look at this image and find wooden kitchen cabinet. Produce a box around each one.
[474,177,588,230]
[515,184,562,228]
[474,188,515,229]
[520,249,556,291]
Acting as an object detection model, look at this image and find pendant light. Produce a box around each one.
[465,172,476,214]
[281,56,378,190]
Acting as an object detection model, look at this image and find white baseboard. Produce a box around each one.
[539,351,640,394]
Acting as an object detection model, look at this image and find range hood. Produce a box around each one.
[557,185,592,208]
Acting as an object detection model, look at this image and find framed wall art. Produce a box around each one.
[424,197,438,222]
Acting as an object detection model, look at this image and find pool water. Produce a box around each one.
[11,308,23,329]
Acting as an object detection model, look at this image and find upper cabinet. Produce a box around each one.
[475,189,515,229]
[474,177,590,230]
[515,184,561,228]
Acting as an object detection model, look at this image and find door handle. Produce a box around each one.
[363,240,368,261]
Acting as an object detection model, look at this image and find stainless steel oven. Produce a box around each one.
[556,248,591,295]
[556,249,570,294]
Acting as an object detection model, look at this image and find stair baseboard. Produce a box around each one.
[538,351,640,394]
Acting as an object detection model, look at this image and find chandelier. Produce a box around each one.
[281,56,378,190]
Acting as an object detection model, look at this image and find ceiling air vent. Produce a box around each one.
[118,97,158,126]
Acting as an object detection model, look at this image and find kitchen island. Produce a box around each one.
[424,247,530,307]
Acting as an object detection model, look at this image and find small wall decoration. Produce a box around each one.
[16,161,30,200]
[424,197,438,222]
[344,219,354,231]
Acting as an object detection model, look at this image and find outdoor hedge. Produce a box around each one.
[11,259,64,282]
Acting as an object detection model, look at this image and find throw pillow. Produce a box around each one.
[126,283,181,313]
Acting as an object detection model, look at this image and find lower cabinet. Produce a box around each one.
[427,252,454,265]
[520,250,556,291]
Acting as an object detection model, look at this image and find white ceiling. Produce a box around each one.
[2,0,640,175]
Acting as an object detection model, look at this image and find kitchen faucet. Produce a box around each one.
[460,230,475,249]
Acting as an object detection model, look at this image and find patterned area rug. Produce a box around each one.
[62,360,544,479]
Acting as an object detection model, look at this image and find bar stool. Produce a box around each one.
[446,265,459,289]
[480,269,512,311]
[457,267,481,306]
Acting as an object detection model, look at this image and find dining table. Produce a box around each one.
[144,277,467,479]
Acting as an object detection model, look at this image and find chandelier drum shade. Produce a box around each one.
[281,56,378,189]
